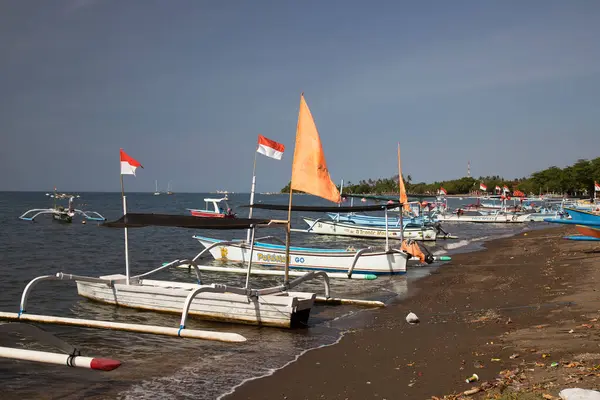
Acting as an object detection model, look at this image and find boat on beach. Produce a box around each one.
[546,207,600,241]
[434,210,533,223]
[300,217,441,241]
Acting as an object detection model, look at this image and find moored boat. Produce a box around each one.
[19,194,105,223]
[301,217,440,241]
[194,235,408,275]
[188,197,236,218]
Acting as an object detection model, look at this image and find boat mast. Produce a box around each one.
[397,143,405,241]
[284,188,293,286]
[120,173,131,285]
[246,151,258,244]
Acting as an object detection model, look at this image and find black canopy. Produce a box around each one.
[241,202,402,212]
[343,193,438,201]
[102,213,272,229]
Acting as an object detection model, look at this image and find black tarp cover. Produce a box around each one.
[101,213,272,229]
[240,202,402,212]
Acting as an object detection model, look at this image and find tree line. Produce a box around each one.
[281,157,600,196]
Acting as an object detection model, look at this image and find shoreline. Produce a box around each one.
[225,225,600,399]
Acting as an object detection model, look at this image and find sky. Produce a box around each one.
[1,0,599,192]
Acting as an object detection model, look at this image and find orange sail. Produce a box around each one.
[397,144,410,211]
[290,94,340,203]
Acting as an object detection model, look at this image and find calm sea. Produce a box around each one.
[0,192,543,399]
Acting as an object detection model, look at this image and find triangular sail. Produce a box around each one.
[397,144,410,212]
[290,94,340,203]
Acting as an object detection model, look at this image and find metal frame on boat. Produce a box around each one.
[19,207,106,223]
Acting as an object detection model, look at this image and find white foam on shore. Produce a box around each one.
[216,330,349,400]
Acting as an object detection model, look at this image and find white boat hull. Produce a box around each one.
[76,274,315,328]
[435,213,533,223]
[302,218,438,241]
[194,237,408,275]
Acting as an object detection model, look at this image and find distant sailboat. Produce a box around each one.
[154,180,160,196]
[167,181,174,195]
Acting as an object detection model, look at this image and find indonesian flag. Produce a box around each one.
[480,182,487,191]
[439,187,448,195]
[120,148,143,176]
[503,185,509,193]
[257,135,285,160]
[595,181,600,192]
[495,185,501,192]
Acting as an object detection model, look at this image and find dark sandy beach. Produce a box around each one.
[226,226,600,399]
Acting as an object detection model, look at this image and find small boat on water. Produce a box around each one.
[188,197,236,218]
[19,194,105,223]
[153,180,161,196]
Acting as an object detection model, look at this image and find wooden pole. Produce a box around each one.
[397,143,405,241]
[284,188,293,285]
[246,151,258,244]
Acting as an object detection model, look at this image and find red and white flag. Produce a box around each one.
[495,185,501,192]
[480,182,487,191]
[120,148,143,176]
[503,185,509,193]
[257,135,285,160]
[595,181,600,191]
[439,187,448,195]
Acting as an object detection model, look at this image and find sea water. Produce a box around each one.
[0,192,548,399]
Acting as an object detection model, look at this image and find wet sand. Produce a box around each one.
[226,226,600,399]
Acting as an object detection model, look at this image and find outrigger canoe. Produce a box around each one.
[194,235,409,275]
[299,217,440,241]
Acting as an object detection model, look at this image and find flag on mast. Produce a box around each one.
[257,135,285,160]
[480,182,487,191]
[439,187,448,195]
[120,149,143,176]
[290,94,340,203]
[595,181,600,192]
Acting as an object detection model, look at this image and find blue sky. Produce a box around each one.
[1,0,599,192]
